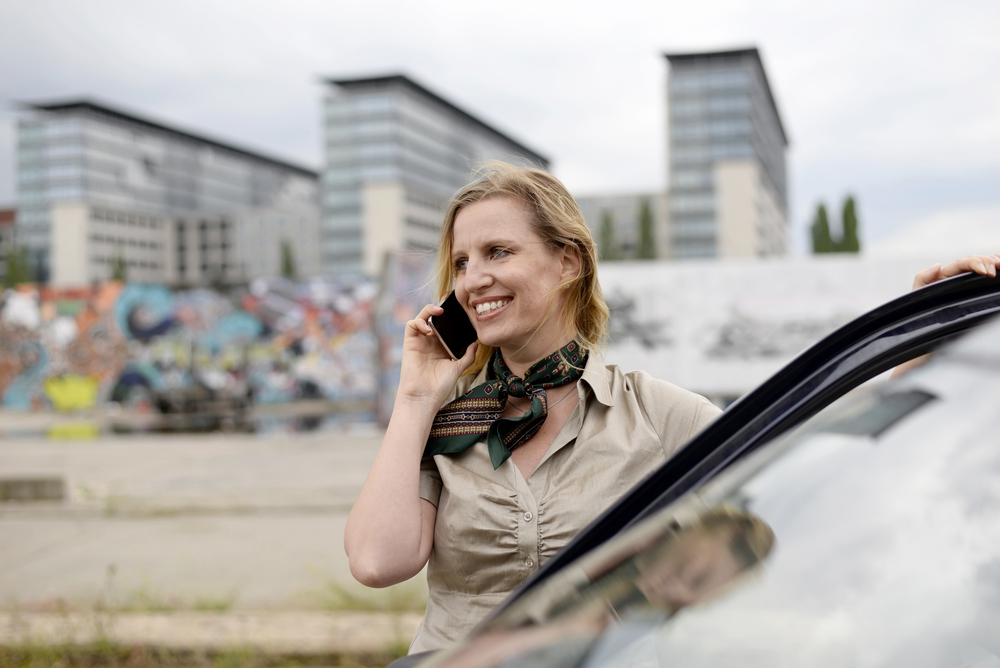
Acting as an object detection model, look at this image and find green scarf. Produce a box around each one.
[424,339,588,469]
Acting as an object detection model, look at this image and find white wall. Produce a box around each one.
[50,202,90,287]
[598,254,943,403]
[363,182,404,277]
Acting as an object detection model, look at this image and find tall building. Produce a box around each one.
[665,48,789,258]
[320,75,549,276]
[575,193,669,260]
[16,100,320,285]
[0,208,16,283]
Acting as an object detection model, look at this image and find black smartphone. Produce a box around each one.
[429,291,478,360]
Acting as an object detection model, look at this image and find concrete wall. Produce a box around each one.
[598,254,942,405]
[362,182,404,277]
[50,202,90,287]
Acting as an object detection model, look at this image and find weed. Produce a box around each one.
[318,579,426,613]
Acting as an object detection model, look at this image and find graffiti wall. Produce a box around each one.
[598,254,943,405]
[0,276,378,413]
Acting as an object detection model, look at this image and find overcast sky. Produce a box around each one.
[1,0,998,253]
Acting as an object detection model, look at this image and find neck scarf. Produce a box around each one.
[424,339,588,469]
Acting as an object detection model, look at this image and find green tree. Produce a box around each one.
[280,240,297,279]
[599,210,620,261]
[811,203,834,254]
[110,253,128,282]
[4,245,32,288]
[839,196,861,253]
[636,198,657,260]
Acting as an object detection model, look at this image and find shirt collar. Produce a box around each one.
[579,350,615,407]
[464,347,614,407]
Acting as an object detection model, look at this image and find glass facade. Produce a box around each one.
[666,49,788,258]
[321,76,549,275]
[16,102,319,282]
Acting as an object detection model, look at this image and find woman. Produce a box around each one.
[344,162,999,653]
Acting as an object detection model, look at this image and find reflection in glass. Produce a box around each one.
[429,507,774,668]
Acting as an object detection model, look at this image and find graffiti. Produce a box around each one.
[0,276,379,414]
[606,289,672,350]
[707,314,849,359]
[373,252,436,426]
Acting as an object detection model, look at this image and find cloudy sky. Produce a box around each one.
[1,0,998,253]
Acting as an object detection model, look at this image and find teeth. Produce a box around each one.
[477,300,508,314]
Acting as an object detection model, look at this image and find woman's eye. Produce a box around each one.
[454,258,468,271]
[491,248,510,260]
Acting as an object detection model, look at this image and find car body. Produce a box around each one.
[404,271,1000,667]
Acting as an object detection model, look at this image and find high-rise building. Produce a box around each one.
[320,75,549,276]
[16,100,319,285]
[665,48,789,258]
[0,208,16,283]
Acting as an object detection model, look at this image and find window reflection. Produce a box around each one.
[431,507,774,668]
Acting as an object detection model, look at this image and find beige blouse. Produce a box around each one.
[410,354,721,653]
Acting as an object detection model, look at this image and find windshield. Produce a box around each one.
[422,347,1000,668]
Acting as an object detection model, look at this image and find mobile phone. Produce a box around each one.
[429,291,478,360]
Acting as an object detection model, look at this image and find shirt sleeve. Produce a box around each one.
[419,452,443,507]
[629,370,723,459]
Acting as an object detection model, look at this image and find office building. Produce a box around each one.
[0,208,15,283]
[321,75,549,276]
[665,48,789,258]
[575,193,669,260]
[16,100,320,285]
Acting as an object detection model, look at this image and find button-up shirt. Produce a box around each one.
[410,354,721,652]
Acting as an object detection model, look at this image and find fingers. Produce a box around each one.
[939,254,998,279]
[406,304,444,337]
[914,254,999,290]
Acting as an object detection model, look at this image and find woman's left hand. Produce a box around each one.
[892,253,1000,379]
[911,253,1000,290]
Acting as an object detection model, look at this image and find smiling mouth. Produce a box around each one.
[475,299,510,318]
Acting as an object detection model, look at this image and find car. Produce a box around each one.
[398,271,1000,667]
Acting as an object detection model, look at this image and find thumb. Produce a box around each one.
[914,263,941,290]
[456,341,480,375]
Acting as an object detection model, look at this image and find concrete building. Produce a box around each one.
[232,206,322,282]
[320,75,549,276]
[665,48,789,258]
[0,208,16,283]
[15,100,320,286]
[575,192,669,260]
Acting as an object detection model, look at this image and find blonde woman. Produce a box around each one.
[344,162,1000,653]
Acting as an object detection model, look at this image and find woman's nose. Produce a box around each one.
[463,259,492,293]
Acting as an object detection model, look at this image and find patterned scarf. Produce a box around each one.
[424,339,588,469]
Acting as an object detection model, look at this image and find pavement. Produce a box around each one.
[0,422,427,655]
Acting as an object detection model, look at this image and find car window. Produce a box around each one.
[425,362,1000,668]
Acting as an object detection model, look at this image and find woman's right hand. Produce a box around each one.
[396,303,478,410]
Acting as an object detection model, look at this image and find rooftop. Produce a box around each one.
[664,47,789,146]
[325,74,550,168]
[22,99,319,178]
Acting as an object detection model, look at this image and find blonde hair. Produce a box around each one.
[435,162,610,376]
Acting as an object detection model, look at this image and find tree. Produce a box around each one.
[4,245,32,288]
[839,196,861,253]
[110,253,128,282]
[599,211,620,261]
[811,204,834,254]
[636,198,657,260]
[280,240,297,279]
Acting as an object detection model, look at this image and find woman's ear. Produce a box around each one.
[559,244,582,282]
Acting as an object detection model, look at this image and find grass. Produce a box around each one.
[0,642,406,668]
[317,578,426,614]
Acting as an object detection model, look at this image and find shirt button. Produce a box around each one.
[523,512,533,522]
[525,558,534,568]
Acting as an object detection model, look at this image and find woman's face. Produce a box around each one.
[451,197,579,362]
[635,528,746,611]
